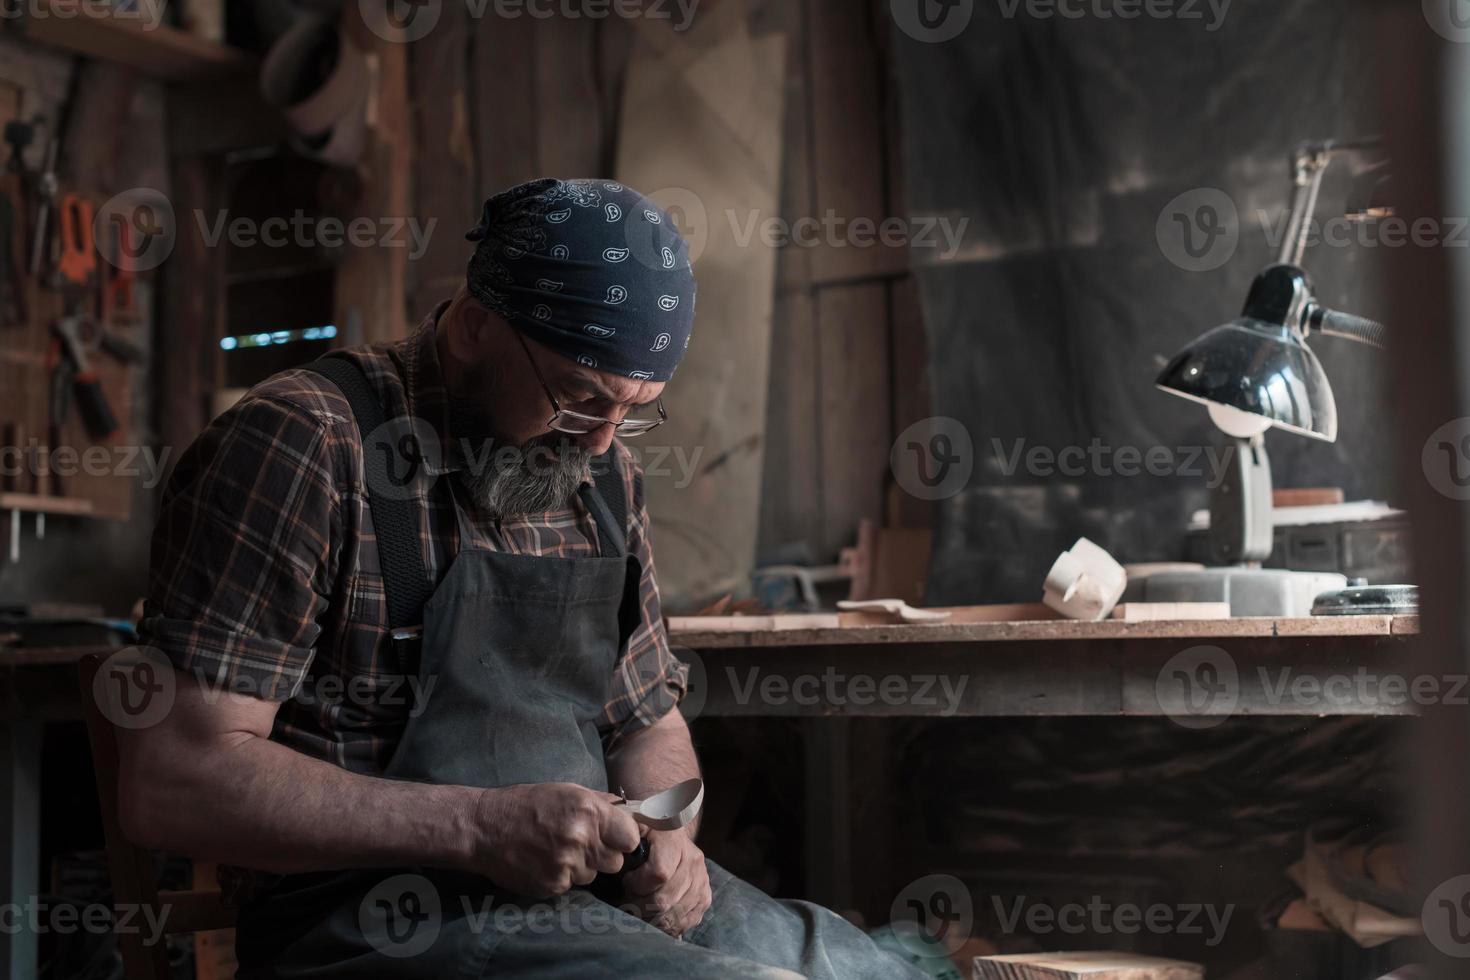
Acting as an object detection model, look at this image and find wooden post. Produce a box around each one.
[158,155,224,458]
[1377,8,1470,980]
[336,13,411,344]
[0,721,40,979]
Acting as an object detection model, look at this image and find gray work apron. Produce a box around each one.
[235,472,644,975]
[383,474,642,793]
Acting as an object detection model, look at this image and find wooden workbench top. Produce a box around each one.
[667,614,1421,648]
[0,614,1422,664]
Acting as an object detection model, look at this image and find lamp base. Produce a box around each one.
[1124,567,1347,617]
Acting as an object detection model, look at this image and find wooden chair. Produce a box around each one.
[77,652,236,980]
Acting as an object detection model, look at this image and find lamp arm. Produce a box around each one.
[1278,138,1388,267]
[1281,148,1329,266]
[1307,305,1387,349]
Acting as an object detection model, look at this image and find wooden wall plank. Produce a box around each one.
[335,16,410,343]
[872,0,930,529]
[473,17,540,193]
[887,273,932,528]
[816,282,891,556]
[160,157,225,459]
[757,0,822,563]
[534,18,605,178]
[595,20,636,176]
[618,18,787,605]
[806,0,906,285]
[408,0,477,318]
[759,289,820,559]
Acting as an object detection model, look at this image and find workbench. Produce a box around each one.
[666,614,1423,913]
[0,617,1424,972]
[666,614,1423,717]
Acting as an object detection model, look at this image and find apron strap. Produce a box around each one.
[580,448,628,558]
[302,355,434,639]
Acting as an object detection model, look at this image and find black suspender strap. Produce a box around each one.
[580,448,628,558]
[307,356,629,632]
[302,355,434,637]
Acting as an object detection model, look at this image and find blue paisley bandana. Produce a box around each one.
[464,178,697,382]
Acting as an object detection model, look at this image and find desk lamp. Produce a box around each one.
[1147,140,1389,615]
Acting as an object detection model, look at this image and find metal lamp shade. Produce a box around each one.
[1155,316,1338,442]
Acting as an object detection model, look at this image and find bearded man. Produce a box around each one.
[120,178,928,978]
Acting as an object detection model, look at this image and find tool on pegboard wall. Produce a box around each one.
[0,58,147,562]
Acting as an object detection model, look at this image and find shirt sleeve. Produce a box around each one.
[138,392,341,701]
[598,443,689,741]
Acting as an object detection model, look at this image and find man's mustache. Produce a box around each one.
[458,435,589,478]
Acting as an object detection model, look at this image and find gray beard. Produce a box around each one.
[459,437,591,517]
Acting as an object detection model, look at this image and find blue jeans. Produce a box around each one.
[237,860,931,979]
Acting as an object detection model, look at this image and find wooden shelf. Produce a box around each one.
[0,493,94,516]
[8,1,256,82]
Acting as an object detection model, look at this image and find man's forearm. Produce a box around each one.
[119,697,484,875]
[605,708,703,835]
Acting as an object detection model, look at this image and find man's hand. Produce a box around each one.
[471,783,642,898]
[621,828,712,937]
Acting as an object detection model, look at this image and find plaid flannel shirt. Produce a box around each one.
[140,304,688,780]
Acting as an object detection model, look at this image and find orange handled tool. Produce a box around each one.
[55,193,96,288]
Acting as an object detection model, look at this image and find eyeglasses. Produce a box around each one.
[515,331,668,437]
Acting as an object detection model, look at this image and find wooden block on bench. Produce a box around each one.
[973,951,1204,979]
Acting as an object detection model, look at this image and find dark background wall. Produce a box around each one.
[892,0,1395,603]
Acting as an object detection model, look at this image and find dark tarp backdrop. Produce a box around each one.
[887,8,1412,973]
[891,0,1394,603]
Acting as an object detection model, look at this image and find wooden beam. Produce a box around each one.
[335,14,411,343]
[158,155,225,461]
[816,282,895,557]
[534,18,604,177]
[8,0,255,82]
[757,0,823,563]
[0,721,40,980]
[406,0,477,317]
[472,15,539,192]
[807,0,906,284]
